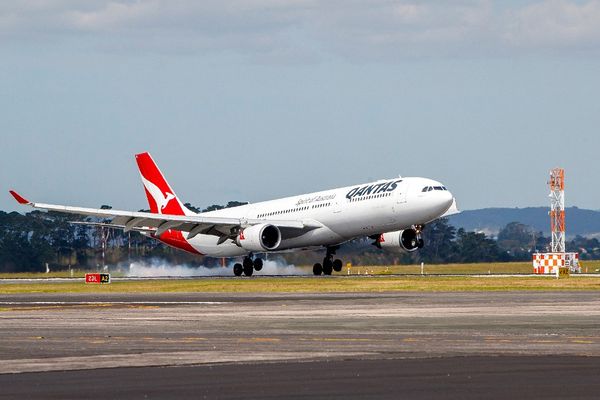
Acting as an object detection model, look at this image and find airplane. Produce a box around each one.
[9,152,459,276]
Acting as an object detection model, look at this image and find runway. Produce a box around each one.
[1,291,599,398]
[2,356,599,400]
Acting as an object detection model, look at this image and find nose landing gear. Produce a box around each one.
[415,224,425,249]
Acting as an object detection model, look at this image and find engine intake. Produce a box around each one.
[376,229,422,252]
[237,224,282,252]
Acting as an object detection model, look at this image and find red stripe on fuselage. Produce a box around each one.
[155,230,203,255]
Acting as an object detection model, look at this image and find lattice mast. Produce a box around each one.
[549,168,565,253]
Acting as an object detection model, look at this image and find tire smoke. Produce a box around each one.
[125,258,308,277]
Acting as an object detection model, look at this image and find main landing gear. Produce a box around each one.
[313,246,343,276]
[233,254,263,277]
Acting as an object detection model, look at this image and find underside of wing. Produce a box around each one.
[9,191,321,241]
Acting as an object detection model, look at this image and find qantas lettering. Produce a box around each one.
[346,180,402,200]
[295,193,336,206]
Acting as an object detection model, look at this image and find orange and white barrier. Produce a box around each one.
[533,253,580,274]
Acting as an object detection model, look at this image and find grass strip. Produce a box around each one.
[1,275,600,294]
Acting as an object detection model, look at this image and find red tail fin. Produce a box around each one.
[135,152,194,216]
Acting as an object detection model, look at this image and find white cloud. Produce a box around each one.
[1,0,600,59]
[503,0,600,48]
[305,1,496,58]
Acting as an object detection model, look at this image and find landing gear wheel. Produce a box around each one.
[233,263,243,276]
[323,258,333,275]
[243,263,254,276]
[417,238,424,248]
[332,259,343,272]
[243,257,254,270]
[313,263,323,276]
[253,258,263,271]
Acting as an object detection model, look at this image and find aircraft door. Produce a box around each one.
[391,181,407,218]
[333,198,342,213]
[397,182,408,204]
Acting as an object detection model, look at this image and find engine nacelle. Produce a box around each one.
[236,224,282,252]
[376,229,423,252]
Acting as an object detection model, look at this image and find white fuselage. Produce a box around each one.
[178,177,454,257]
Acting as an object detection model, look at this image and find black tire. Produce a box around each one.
[243,264,254,277]
[233,263,243,276]
[313,263,323,275]
[253,258,263,271]
[243,257,254,270]
[418,238,424,249]
[323,258,333,275]
[323,257,333,275]
[332,259,343,272]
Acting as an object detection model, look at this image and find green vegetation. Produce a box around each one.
[1,275,599,294]
[345,262,534,275]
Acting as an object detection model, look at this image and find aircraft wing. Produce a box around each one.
[9,191,321,240]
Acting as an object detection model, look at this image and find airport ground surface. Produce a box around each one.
[1,290,600,399]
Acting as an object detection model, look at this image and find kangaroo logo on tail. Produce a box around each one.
[135,152,194,216]
[140,175,176,214]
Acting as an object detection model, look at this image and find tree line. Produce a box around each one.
[1,205,599,272]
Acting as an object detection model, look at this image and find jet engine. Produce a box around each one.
[236,224,282,252]
[375,229,423,252]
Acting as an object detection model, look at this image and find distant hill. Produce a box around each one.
[448,207,600,238]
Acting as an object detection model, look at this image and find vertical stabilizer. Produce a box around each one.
[135,152,195,216]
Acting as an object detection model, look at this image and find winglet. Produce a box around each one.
[441,198,460,218]
[9,190,31,205]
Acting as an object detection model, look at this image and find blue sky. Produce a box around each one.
[1,1,599,212]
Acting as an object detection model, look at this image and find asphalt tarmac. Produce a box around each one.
[1,291,599,399]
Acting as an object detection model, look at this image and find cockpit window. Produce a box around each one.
[423,186,448,192]
[423,186,450,192]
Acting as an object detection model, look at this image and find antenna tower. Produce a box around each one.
[549,168,565,253]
